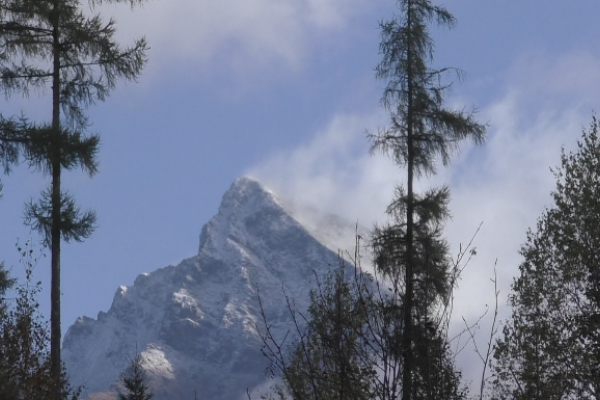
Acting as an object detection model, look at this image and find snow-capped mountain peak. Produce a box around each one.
[63,177,360,400]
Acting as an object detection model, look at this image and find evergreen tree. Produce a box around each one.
[492,116,600,400]
[369,0,485,399]
[257,251,468,400]
[0,0,147,396]
[0,241,80,400]
[118,351,154,400]
[0,261,16,316]
[258,260,376,400]
[258,2,484,399]
[283,265,373,400]
[0,117,22,197]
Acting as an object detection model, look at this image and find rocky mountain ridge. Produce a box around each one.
[63,177,362,400]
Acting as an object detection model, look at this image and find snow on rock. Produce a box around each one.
[63,177,361,400]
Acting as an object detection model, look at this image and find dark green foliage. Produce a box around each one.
[24,186,96,245]
[118,351,154,400]
[492,116,600,400]
[257,258,467,400]
[285,266,373,400]
[372,186,453,307]
[0,115,31,197]
[259,263,374,400]
[0,0,147,127]
[0,0,145,243]
[22,125,100,175]
[0,262,17,313]
[372,0,486,176]
[369,1,486,399]
[258,2,484,399]
[0,242,80,400]
[0,251,54,400]
[1,0,147,395]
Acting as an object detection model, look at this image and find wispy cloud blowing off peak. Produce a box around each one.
[247,52,600,387]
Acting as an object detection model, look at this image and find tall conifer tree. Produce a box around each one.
[0,0,147,396]
[370,1,485,399]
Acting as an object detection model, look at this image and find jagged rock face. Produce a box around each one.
[63,177,357,400]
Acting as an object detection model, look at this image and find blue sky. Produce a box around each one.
[1,0,600,387]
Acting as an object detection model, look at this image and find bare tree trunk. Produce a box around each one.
[50,1,62,397]
[402,2,414,399]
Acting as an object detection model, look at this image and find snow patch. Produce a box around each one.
[141,345,175,380]
[63,176,360,400]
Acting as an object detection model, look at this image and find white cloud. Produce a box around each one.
[94,0,371,80]
[247,110,396,228]
[247,50,600,393]
[508,50,600,105]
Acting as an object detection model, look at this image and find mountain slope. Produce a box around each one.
[63,177,360,400]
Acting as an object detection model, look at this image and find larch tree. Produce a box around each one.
[492,116,600,400]
[0,0,148,396]
[0,118,21,197]
[257,2,485,399]
[369,0,486,399]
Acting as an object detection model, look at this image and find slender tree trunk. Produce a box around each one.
[402,2,414,400]
[50,1,62,398]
